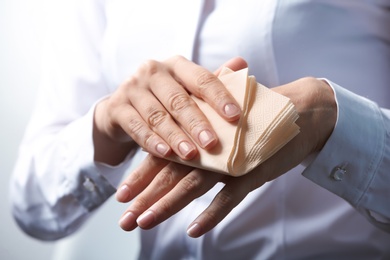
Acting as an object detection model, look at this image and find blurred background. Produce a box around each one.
[0,0,139,259]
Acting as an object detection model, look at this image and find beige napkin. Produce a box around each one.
[168,67,300,176]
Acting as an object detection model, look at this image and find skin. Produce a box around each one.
[94,56,337,238]
[93,55,243,165]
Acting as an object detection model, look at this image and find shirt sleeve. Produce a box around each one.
[9,0,136,241]
[302,80,390,232]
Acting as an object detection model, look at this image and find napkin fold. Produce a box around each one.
[168,67,300,176]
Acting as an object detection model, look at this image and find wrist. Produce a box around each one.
[93,99,136,165]
[313,78,337,152]
[273,77,337,154]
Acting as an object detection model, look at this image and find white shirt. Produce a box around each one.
[10,0,390,259]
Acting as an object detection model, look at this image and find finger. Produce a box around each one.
[116,154,168,203]
[111,99,173,158]
[127,81,198,160]
[136,168,222,230]
[119,162,194,231]
[146,71,219,150]
[214,57,248,76]
[133,59,218,150]
[186,175,253,238]
[167,56,242,122]
[184,131,307,238]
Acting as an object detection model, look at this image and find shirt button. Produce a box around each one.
[330,166,346,181]
[83,177,96,192]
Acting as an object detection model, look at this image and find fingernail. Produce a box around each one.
[119,211,136,230]
[156,143,169,156]
[116,184,130,202]
[199,130,216,148]
[187,223,201,237]
[179,141,196,158]
[137,210,155,228]
[224,103,240,118]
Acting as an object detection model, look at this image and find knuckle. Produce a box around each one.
[156,168,174,188]
[169,93,191,111]
[187,117,205,134]
[127,118,153,147]
[127,118,144,136]
[212,89,229,105]
[157,197,173,215]
[124,75,138,87]
[197,72,218,95]
[180,174,202,194]
[166,130,181,145]
[143,134,156,150]
[132,196,150,212]
[106,92,124,112]
[147,109,170,129]
[215,190,234,209]
[129,168,143,185]
[140,59,161,76]
[203,210,220,227]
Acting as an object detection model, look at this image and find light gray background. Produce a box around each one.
[0,0,139,259]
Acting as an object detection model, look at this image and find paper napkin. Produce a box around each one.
[168,67,300,176]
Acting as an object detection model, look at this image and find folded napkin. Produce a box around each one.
[168,68,300,176]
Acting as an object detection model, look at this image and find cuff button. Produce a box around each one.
[330,166,347,181]
[83,177,96,192]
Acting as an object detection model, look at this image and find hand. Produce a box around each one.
[93,56,245,165]
[117,72,337,237]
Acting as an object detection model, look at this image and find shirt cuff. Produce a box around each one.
[61,100,137,211]
[302,80,385,209]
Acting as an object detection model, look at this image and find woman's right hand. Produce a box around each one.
[116,77,337,237]
[93,56,246,165]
